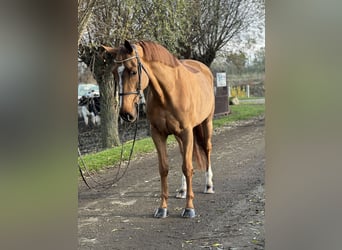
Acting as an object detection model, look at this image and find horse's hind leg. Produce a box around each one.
[203,118,215,194]
[176,174,187,199]
[175,136,187,199]
[205,164,214,194]
[151,126,169,218]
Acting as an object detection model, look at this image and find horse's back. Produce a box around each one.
[181,59,213,88]
[181,60,200,74]
[181,60,212,78]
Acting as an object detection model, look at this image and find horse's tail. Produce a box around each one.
[192,124,208,171]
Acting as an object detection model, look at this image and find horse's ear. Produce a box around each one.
[101,45,118,57]
[124,40,133,53]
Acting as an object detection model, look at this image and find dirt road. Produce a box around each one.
[78,116,265,250]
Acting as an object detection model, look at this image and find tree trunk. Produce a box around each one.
[79,45,121,148]
[193,48,217,67]
[97,70,120,148]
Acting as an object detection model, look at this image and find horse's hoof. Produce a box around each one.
[154,208,169,218]
[175,190,187,199]
[204,185,215,194]
[181,208,196,218]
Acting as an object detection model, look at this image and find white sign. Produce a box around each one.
[216,72,226,87]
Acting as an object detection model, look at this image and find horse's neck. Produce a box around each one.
[145,63,178,105]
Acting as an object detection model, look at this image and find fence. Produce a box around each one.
[228,74,265,98]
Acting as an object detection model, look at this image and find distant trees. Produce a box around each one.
[226,47,265,75]
[226,51,248,74]
[250,47,265,73]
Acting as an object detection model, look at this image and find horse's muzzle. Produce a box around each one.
[120,112,136,123]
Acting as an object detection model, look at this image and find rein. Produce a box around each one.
[78,113,140,191]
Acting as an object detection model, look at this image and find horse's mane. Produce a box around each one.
[137,41,180,68]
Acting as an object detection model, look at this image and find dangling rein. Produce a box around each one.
[78,113,141,191]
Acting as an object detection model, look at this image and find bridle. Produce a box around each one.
[113,47,148,100]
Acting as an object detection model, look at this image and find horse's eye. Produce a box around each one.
[130,71,137,76]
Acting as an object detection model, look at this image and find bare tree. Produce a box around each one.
[178,0,265,66]
[78,0,123,148]
[78,45,120,148]
[78,0,121,149]
[78,0,98,44]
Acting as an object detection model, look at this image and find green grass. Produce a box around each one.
[238,96,265,100]
[79,103,264,171]
[78,136,177,171]
[213,104,265,127]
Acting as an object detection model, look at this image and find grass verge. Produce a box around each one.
[213,104,265,127]
[79,103,264,171]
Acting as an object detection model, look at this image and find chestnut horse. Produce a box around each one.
[104,40,215,218]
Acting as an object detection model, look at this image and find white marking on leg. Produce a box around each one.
[176,174,187,198]
[205,163,214,193]
[180,174,187,191]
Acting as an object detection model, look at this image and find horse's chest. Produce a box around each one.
[148,108,183,135]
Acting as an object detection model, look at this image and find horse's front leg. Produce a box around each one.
[180,128,196,218]
[174,136,187,199]
[151,126,169,218]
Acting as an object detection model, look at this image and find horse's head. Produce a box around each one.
[103,40,149,123]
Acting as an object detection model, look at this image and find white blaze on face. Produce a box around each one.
[117,65,125,106]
